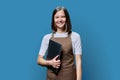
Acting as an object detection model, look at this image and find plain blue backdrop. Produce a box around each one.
[0,0,120,80]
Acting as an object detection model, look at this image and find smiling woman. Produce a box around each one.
[37,6,82,80]
[54,9,66,31]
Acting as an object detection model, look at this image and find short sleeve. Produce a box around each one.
[72,32,82,55]
[38,34,51,56]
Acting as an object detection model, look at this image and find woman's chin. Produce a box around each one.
[56,25,65,28]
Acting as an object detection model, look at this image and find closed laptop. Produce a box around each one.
[46,39,62,75]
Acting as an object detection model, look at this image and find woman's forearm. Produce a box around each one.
[76,55,82,80]
[76,62,82,80]
[37,55,51,66]
[37,55,61,68]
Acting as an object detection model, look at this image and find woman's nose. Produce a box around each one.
[58,18,62,21]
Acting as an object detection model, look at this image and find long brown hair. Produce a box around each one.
[51,6,72,34]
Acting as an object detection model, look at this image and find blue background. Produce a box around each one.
[0,0,120,80]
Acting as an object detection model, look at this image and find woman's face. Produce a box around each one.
[54,10,66,29]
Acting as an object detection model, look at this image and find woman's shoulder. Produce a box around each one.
[42,33,52,40]
[71,31,80,38]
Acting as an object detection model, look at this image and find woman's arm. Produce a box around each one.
[75,54,82,80]
[37,55,51,66]
[37,55,61,68]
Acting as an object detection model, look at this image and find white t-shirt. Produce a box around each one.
[39,31,82,56]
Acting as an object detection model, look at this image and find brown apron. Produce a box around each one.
[47,34,76,80]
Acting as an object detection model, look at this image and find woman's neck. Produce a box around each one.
[56,29,66,33]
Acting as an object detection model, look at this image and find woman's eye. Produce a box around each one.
[55,16,59,18]
[61,16,65,18]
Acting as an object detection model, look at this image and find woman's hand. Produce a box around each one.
[49,55,61,68]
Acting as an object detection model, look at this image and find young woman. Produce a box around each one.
[37,6,82,80]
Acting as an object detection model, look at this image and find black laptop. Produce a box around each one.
[46,39,62,75]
